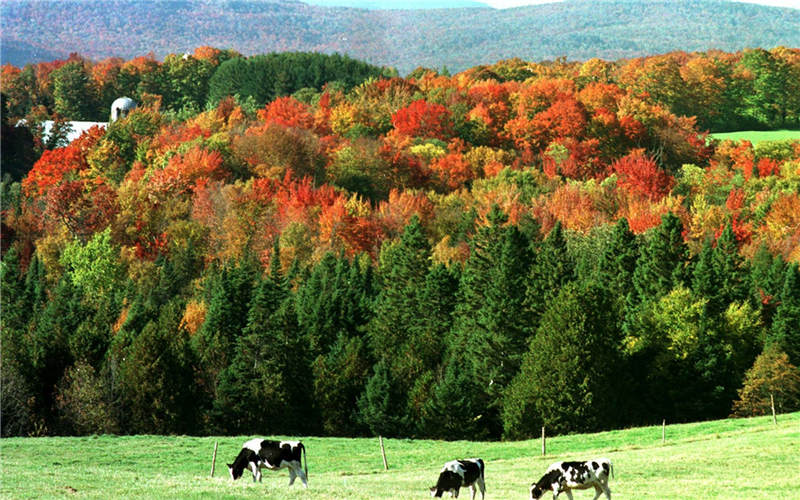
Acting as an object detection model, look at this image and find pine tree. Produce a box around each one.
[0,248,36,436]
[28,275,87,433]
[192,259,255,396]
[597,218,639,325]
[117,299,198,434]
[367,215,432,427]
[632,213,689,304]
[712,221,749,308]
[749,244,785,327]
[357,360,406,437]
[312,333,371,435]
[769,263,800,366]
[526,220,574,325]
[451,206,534,436]
[421,354,487,440]
[504,282,621,437]
[692,239,719,313]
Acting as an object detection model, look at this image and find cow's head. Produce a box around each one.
[429,486,443,497]
[530,483,545,500]
[228,463,244,480]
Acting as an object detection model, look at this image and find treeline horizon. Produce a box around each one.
[1,47,799,439]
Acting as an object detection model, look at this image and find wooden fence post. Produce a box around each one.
[770,393,778,425]
[541,426,546,456]
[662,419,666,444]
[379,435,388,470]
[210,441,218,477]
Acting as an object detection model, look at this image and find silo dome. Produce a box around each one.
[110,97,137,122]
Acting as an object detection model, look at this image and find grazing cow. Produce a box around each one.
[227,439,308,487]
[430,458,486,499]
[530,458,613,500]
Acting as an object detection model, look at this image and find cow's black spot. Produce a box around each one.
[592,461,598,470]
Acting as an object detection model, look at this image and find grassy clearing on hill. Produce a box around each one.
[710,129,800,144]
[2,412,798,499]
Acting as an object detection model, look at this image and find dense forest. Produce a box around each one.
[1,47,800,439]
[3,0,800,73]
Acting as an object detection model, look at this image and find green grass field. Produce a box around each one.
[710,129,800,144]
[2,412,798,499]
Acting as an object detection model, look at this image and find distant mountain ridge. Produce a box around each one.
[2,0,799,73]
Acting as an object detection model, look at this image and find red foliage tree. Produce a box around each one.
[22,125,105,196]
[257,96,316,131]
[391,100,453,140]
[612,151,674,201]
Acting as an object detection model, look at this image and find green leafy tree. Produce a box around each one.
[731,343,800,417]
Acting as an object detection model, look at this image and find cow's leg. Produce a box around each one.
[601,481,611,499]
[294,463,309,488]
[562,490,574,500]
[592,484,603,500]
[249,462,261,482]
[476,476,486,500]
[288,466,297,486]
[469,484,477,500]
[453,486,460,498]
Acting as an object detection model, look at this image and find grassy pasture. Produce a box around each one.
[710,129,800,144]
[1,412,798,499]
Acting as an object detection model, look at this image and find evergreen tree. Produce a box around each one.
[692,239,719,313]
[0,248,36,436]
[597,218,639,323]
[366,215,432,433]
[421,354,487,440]
[312,333,371,436]
[357,359,407,437]
[117,299,198,434]
[405,262,460,431]
[504,282,621,437]
[192,259,255,398]
[769,263,800,366]
[368,216,430,363]
[712,221,749,308]
[28,275,87,433]
[631,213,689,304]
[452,206,533,436]
[526,220,574,325]
[749,244,785,327]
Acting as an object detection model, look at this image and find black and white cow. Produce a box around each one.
[530,458,613,500]
[430,458,486,499]
[227,439,308,487]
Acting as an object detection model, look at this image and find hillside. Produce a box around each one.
[2,413,798,499]
[2,0,799,73]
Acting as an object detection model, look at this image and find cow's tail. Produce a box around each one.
[610,460,615,480]
[479,458,485,481]
[301,442,308,479]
